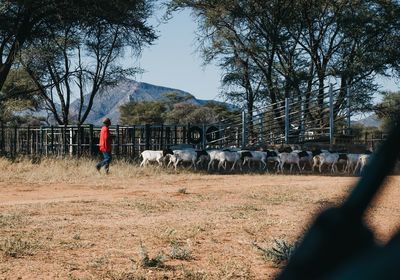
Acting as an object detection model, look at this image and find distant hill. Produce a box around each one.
[353,114,382,128]
[69,79,216,125]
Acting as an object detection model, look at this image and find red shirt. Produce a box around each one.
[99,126,112,153]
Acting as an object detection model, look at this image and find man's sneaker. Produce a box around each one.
[96,165,101,173]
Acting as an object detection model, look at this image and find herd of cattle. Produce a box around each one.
[139,146,372,175]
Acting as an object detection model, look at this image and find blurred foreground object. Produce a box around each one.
[277,118,400,280]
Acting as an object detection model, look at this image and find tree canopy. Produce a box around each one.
[374,91,400,129]
[168,0,400,131]
[0,0,157,125]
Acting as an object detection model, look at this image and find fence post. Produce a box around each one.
[116,125,120,156]
[285,97,289,144]
[202,123,206,149]
[300,100,305,143]
[346,86,351,135]
[241,111,246,148]
[329,83,334,145]
[89,124,93,157]
[13,126,17,157]
[258,113,263,145]
[0,122,4,154]
[145,124,151,150]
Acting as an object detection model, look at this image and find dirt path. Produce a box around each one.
[0,173,399,279]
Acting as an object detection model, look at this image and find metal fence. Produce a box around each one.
[0,84,379,158]
[0,123,241,159]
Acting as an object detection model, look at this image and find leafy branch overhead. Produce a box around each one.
[169,0,400,129]
[0,0,157,125]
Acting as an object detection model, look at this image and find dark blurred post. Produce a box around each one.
[277,117,400,280]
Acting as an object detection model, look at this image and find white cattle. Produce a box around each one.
[241,150,268,170]
[195,150,210,169]
[140,150,165,167]
[166,149,198,170]
[312,152,339,173]
[207,150,223,171]
[344,154,361,173]
[265,149,281,172]
[215,150,242,171]
[279,152,301,173]
[354,154,370,174]
[293,150,314,170]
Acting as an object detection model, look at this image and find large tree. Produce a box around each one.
[374,91,400,129]
[0,68,42,124]
[1,0,157,125]
[0,0,78,90]
[169,0,400,132]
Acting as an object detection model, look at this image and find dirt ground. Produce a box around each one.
[0,159,399,279]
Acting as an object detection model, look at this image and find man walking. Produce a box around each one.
[96,117,113,174]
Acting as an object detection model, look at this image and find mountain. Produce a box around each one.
[70,79,214,125]
[353,114,382,128]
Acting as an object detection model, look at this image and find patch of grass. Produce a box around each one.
[0,236,37,258]
[169,242,192,260]
[59,237,95,250]
[90,256,110,269]
[0,213,25,228]
[177,187,188,194]
[136,242,165,268]
[253,239,297,265]
[215,260,255,280]
[99,270,146,280]
[122,199,180,214]
[179,266,208,280]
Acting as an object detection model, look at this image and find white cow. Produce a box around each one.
[215,150,242,171]
[354,154,371,175]
[279,152,301,173]
[140,150,165,167]
[241,150,268,170]
[312,152,339,173]
[166,149,198,170]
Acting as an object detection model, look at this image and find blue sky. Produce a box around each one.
[135,9,223,102]
[133,6,399,102]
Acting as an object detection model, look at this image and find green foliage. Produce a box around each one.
[0,236,37,258]
[0,0,157,125]
[374,91,400,129]
[169,0,400,120]
[119,98,237,125]
[0,68,43,124]
[169,242,193,260]
[253,239,297,265]
[119,101,166,124]
[137,242,165,268]
[203,102,239,122]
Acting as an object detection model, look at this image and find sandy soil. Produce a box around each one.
[0,168,399,279]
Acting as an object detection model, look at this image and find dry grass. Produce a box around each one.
[0,157,399,279]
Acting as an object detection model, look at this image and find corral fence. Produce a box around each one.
[0,84,382,158]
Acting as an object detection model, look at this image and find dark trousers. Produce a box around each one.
[96,152,112,172]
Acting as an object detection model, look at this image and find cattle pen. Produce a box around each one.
[0,85,386,159]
